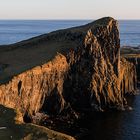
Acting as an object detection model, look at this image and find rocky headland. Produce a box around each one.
[0,17,138,139]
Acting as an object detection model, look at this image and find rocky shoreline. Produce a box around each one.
[0,17,139,140]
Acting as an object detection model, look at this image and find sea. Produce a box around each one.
[0,20,140,140]
[0,20,140,46]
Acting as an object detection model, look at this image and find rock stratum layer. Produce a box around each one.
[0,17,137,121]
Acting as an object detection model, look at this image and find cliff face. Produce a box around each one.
[0,17,137,120]
[125,57,140,84]
[63,20,136,111]
[120,47,140,85]
[120,58,137,95]
[0,54,68,118]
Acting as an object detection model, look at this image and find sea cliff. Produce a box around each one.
[0,17,137,125]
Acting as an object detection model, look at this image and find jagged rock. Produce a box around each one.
[120,58,137,95]
[125,57,140,84]
[0,17,137,121]
[0,54,68,119]
[121,46,140,85]
[0,105,75,140]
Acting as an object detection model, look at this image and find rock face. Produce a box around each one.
[120,58,137,95]
[0,54,68,119]
[120,47,140,85]
[0,17,137,121]
[125,57,140,83]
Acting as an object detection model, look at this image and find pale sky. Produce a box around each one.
[0,0,139,19]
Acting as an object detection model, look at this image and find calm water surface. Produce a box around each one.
[0,20,140,46]
[0,20,89,45]
[119,20,140,46]
[78,92,140,140]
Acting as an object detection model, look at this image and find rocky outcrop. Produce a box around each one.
[0,105,75,140]
[120,58,137,95]
[125,57,140,83]
[0,17,137,121]
[63,22,136,112]
[120,46,140,84]
[0,54,68,119]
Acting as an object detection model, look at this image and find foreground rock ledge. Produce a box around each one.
[0,17,137,123]
[0,105,75,140]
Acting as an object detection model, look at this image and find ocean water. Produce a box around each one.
[0,20,90,45]
[0,20,140,46]
[0,20,140,140]
[119,20,140,46]
[78,92,140,140]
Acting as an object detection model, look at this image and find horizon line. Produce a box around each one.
[0,18,140,21]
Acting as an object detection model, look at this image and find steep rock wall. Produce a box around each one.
[0,17,137,120]
[0,54,68,118]
[120,58,137,95]
[125,57,140,83]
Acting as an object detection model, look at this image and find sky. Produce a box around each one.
[0,0,139,20]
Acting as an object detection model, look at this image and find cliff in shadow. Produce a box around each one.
[0,17,137,122]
